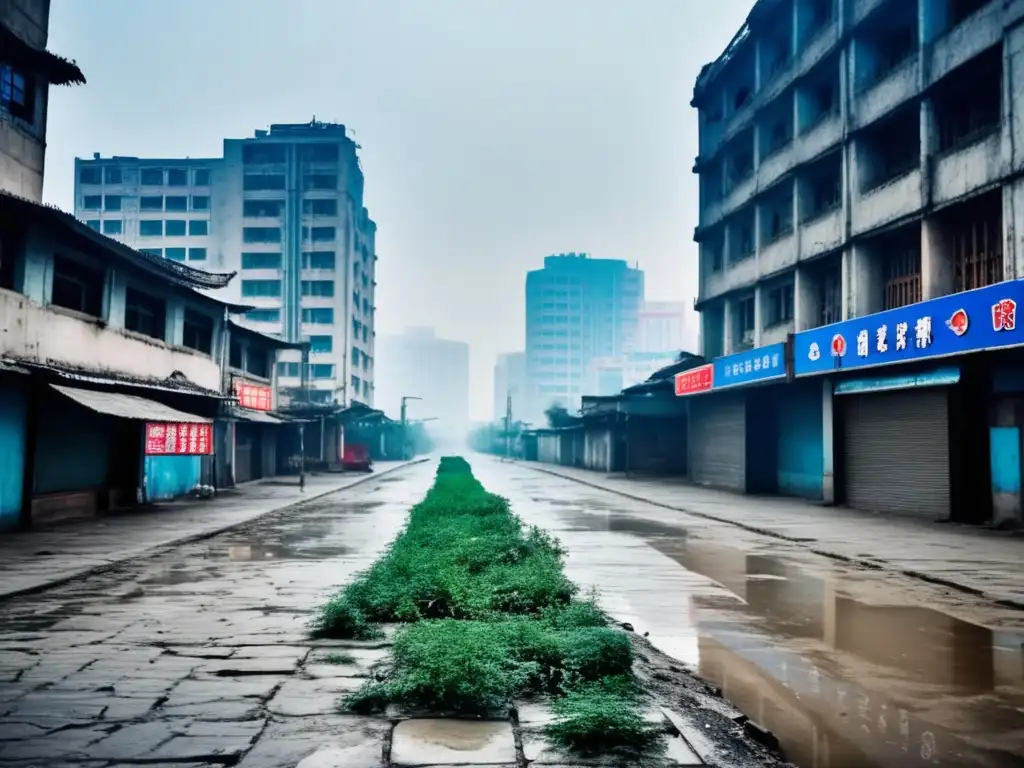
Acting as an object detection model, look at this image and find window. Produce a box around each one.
[305,174,337,190]
[189,220,209,236]
[310,364,334,379]
[165,247,186,261]
[104,167,122,184]
[299,143,339,162]
[243,227,281,243]
[278,362,301,377]
[191,195,210,211]
[241,279,281,297]
[82,195,102,210]
[766,282,795,326]
[243,174,286,191]
[302,251,335,269]
[140,196,163,211]
[140,168,164,186]
[229,338,243,369]
[247,308,280,323]
[243,199,284,218]
[352,375,361,391]
[165,195,188,212]
[102,220,122,235]
[165,220,187,237]
[193,168,211,186]
[362,325,368,342]
[104,196,122,212]
[167,168,188,186]
[0,64,33,121]
[79,167,101,185]
[124,286,165,340]
[246,348,270,379]
[85,219,100,231]
[303,226,335,242]
[301,280,334,297]
[302,308,334,324]
[309,335,333,353]
[140,247,162,257]
[188,247,207,261]
[242,252,282,269]
[243,144,286,164]
[182,308,213,354]
[51,255,103,317]
[139,220,163,237]
[735,295,756,349]
[351,347,360,366]
[303,198,338,216]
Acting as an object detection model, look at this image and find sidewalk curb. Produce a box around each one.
[521,462,1024,611]
[0,458,430,603]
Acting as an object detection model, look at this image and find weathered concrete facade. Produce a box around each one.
[695,0,1024,357]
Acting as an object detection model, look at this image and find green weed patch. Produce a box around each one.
[315,456,659,753]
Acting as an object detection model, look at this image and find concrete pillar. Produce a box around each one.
[921,218,955,300]
[753,285,764,347]
[723,297,735,355]
[791,176,802,259]
[821,377,835,505]
[753,37,763,94]
[844,242,884,319]
[794,267,820,332]
[920,99,936,205]
[1002,182,1023,281]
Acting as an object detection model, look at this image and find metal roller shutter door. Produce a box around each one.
[690,394,746,491]
[842,389,950,518]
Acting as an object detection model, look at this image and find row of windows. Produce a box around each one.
[277,362,336,379]
[242,226,337,244]
[239,279,335,298]
[246,308,335,324]
[242,173,336,191]
[137,247,207,262]
[242,198,339,217]
[140,219,209,237]
[350,346,372,371]
[81,195,209,212]
[240,251,336,270]
[79,166,210,187]
[243,143,339,165]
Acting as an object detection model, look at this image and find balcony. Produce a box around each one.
[851,56,920,131]
[796,113,843,163]
[851,168,923,235]
[851,0,889,27]
[929,1,1003,85]
[932,130,1004,206]
[800,207,844,260]
[760,232,798,278]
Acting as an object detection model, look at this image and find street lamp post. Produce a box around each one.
[400,395,422,460]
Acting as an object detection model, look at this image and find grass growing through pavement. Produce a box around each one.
[313,456,659,754]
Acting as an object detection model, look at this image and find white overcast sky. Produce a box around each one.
[44,0,751,420]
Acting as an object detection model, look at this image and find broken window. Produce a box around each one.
[51,255,104,317]
[861,106,919,191]
[182,309,214,355]
[124,286,166,341]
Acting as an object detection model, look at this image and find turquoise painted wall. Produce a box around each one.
[145,455,201,501]
[0,388,26,530]
[33,392,110,494]
[777,383,824,499]
[990,427,1020,494]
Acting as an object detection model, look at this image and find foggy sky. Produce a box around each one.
[43,0,752,420]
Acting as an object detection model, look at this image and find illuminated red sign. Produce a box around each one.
[674,364,714,396]
[234,380,273,411]
[145,422,213,456]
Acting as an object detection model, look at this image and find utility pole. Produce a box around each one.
[400,395,421,460]
[505,393,513,460]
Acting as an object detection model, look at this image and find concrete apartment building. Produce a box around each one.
[72,121,377,407]
[374,327,470,442]
[525,254,644,421]
[638,301,691,353]
[0,0,84,201]
[694,0,1024,357]
[492,351,527,424]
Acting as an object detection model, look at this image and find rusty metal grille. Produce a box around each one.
[820,264,842,325]
[953,201,1003,293]
[884,247,921,309]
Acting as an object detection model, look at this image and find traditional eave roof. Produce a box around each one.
[0,23,85,86]
[11,359,227,399]
[0,192,236,291]
[228,318,305,350]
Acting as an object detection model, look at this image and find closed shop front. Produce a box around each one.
[839,384,951,519]
[689,391,746,491]
[234,421,264,484]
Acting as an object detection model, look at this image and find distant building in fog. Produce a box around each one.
[638,301,690,354]
[586,351,680,396]
[375,327,469,439]
[493,351,527,424]
[524,253,644,422]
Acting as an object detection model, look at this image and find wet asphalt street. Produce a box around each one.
[0,458,1022,768]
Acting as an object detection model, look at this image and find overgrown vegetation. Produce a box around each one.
[313,456,660,754]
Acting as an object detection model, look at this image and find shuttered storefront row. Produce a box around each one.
[841,389,950,519]
[689,393,746,491]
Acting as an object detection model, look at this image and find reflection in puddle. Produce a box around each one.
[224,541,350,561]
[548,505,1024,768]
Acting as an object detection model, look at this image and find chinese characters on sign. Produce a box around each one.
[674,364,714,396]
[145,422,213,456]
[713,342,787,390]
[792,281,1024,377]
[234,380,273,411]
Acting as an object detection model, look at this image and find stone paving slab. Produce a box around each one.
[390,719,518,766]
[0,460,420,601]
[522,460,1024,606]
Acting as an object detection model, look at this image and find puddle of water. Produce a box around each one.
[223,542,350,561]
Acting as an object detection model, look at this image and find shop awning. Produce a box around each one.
[52,384,211,423]
[231,407,285,424]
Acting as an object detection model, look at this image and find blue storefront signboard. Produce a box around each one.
[833,366,961,395]
[793,280,1024,377]
[713,342,787,390]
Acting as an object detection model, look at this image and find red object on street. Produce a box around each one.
[233,380,273,411]
[145,422,213,455]
[342,443,372,472]
[674,364,714,396]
